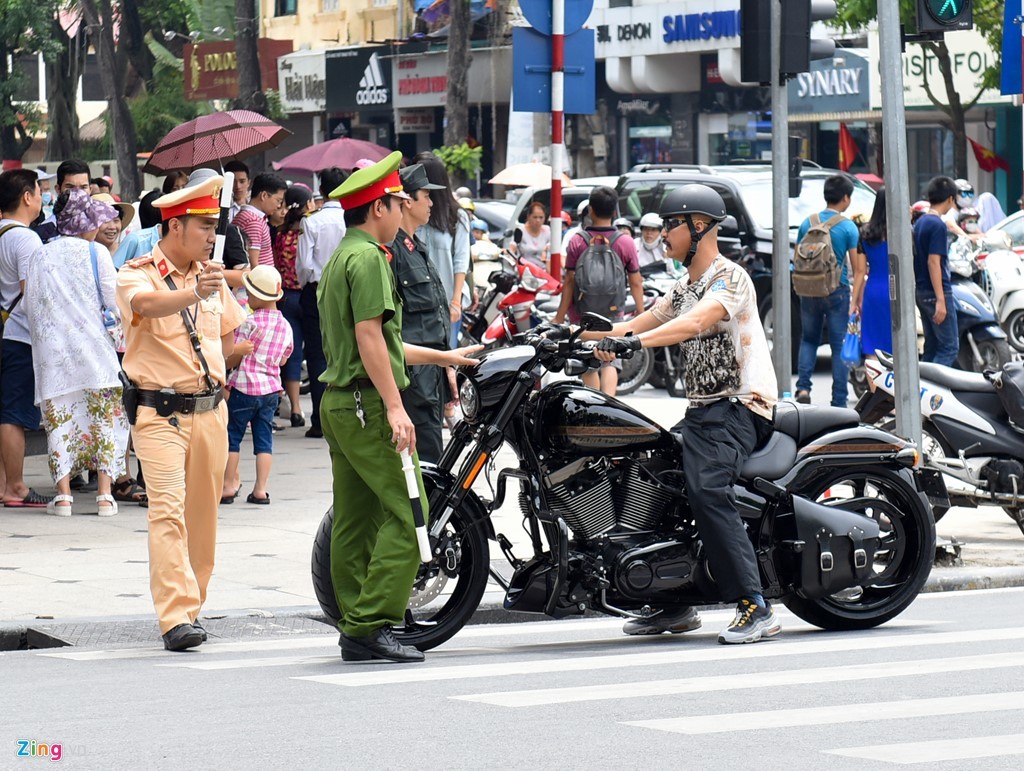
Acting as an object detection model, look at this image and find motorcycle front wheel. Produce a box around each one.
[783,466,935,631]
[1006,309,1024,353]
[311,478,491,651]
[958,338,1012,373]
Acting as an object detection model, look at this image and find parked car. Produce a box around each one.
[500,176,621,242]
[615,163,877,359]
[472,198,517,247]
[986,209,1024,258]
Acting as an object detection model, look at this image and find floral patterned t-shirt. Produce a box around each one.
[651,255,777,420]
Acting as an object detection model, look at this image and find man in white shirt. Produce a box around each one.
[0,168,50,507]
[295,166,347,438]
[224,161,250,224]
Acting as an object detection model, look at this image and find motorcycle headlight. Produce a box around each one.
[459,378,480,422]
[520,266,546,292]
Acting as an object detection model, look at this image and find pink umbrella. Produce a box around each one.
[271,138,392,175]
[142,110,290,175]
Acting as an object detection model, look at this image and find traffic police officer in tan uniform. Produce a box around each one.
[390,163,450,463]
[319,152,479,663]
[116,172,245,651]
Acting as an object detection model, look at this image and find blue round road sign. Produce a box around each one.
[518,0,594,36]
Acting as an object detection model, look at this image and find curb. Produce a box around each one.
[4,566,1024,651]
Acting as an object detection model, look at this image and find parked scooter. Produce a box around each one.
[948,237,1013,372]
[973,233,1024,353]
[857,351,1024,535]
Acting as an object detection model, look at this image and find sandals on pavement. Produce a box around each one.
[5,488,53,508]
[112,477,147,506]
[47,494,74,517]
[96,494,118,517]
[246,492,270,505]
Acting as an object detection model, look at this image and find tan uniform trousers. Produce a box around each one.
[132,403,228,634]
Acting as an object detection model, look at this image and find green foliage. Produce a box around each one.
[263,89,287,122]
[130,65,202,151]
[0,0,62,124]
[433,142,483,180]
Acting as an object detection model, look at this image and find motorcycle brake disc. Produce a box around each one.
[408,566,451,609]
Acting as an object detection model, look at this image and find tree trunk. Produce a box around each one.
[118,0,154,100]
[80,0,140,199]
[0,50,32,162]
[234,0,266,172]
[444,0,472,151]
[45,18,87,162]
[921,41,969,180]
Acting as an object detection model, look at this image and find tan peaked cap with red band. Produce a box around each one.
[153,173,224,221]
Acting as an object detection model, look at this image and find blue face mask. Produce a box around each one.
[41,191,53,206]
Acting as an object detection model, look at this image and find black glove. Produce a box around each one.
[533,321,572,340]
[596,335,642,355]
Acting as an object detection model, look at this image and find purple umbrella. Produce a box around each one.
[271,137,392,175]
[142,110,290,175]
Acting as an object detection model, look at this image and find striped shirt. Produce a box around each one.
[228,308,294,396]
[233,205,273,266]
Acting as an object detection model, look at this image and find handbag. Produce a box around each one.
[840,312,862,368]
[89,241,125,350]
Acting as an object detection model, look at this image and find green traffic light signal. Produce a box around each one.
[917,0,972,33]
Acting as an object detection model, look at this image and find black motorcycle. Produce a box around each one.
[312,315,939,651]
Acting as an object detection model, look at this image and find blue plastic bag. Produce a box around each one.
[840,312,862,367]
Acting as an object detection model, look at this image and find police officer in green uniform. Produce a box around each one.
[390,163,450,464]
[317,152,480,663]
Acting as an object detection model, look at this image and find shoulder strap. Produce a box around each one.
[162,274,217,393]
[0,223,24,239]
[88,241,106,310]
[818,213,842,232]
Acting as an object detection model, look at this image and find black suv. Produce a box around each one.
[615,163,876,349]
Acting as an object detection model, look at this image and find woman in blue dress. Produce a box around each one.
[859,189,893,365]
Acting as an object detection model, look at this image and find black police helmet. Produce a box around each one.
[659,184,727,222]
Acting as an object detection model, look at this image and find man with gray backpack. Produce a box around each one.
[792,174,866,407]
[554,186,645,395]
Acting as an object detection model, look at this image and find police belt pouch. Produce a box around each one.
[119,370,140,425]
[792,495,880,599]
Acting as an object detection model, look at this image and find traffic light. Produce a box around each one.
[916,0,973,34]
[740,0,771,85]
[779,0,837,79]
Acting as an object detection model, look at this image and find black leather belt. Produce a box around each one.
[138,388,224,416]
[328,379,375,392]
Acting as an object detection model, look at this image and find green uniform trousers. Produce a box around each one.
[401,364,444,465]
[321,386,429,638]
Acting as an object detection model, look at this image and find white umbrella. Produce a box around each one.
[490,162,574,189]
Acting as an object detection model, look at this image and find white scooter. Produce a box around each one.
[974,232,1024,352]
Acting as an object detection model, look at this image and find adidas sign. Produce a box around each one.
[356,53,389,106]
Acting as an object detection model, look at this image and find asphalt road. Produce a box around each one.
[3,587,1023,769]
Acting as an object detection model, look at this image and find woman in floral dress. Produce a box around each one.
[24,189,129,516]
[272,184,312,426]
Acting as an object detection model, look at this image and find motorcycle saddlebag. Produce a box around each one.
[792,496,881,599]
[993,361,1024,431]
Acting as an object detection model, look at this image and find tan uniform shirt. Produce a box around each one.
[116,244,245,392]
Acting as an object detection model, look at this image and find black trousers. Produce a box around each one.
[401,364,443,465]
[300,282,328,432]
[674,399,773,603]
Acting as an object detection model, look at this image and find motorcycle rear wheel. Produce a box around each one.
[311,480,491,651]
[616,346,654,395]
[1006,309,1024,353]
[877,418,950,522]
[958,338,1012,373]
[783,466,935,631]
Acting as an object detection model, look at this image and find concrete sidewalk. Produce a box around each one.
[2,389,1023,643]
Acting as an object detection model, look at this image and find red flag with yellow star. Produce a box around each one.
[969,138,1010,173]
[838,123,858,172]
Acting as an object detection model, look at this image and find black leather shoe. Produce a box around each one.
[339,626,424,663]
[193,620,208,642]
[162,623,203,651]
[305,426,323,439]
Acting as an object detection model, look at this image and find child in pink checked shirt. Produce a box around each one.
[222,266,294,506]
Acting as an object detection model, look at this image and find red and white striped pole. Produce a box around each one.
[549,0,565,281]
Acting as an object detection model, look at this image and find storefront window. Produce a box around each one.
[708,112,772,164]
[628,124,672,166]
[909,127,954,199]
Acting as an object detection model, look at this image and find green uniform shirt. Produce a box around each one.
[390,227,450,348]
[317,227,410,390]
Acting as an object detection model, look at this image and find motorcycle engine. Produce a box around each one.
[543,457,680,540]
[613,539,701,601]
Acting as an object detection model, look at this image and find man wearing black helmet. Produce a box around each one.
[588,184,781,644]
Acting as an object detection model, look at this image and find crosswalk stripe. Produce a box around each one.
[452,653,1023,707]
[624,692,1024,735]
[293,626,1024,688]
[823,733,1024,764]
[39,637,334,661]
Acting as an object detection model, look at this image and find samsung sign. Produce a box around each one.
[662,10,741,43]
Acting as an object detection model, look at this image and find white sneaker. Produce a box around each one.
[623,606,702,636]
[718,599,782,644]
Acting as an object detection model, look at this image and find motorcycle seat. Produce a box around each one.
[918,362,993,393]
[536,299,560,314]
[773,401,860,444]
[739,431,798,482]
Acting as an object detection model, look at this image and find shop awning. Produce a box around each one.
[789,110,879,124]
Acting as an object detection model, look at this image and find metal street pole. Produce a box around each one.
[770,0,791,392]
[877,0,922,447]
[549,0,565,279]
